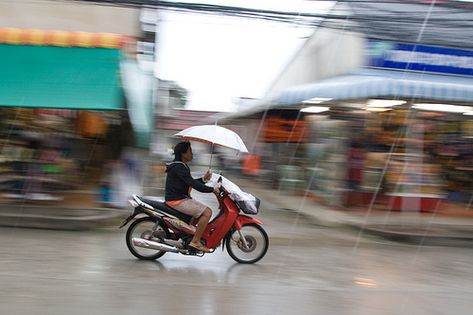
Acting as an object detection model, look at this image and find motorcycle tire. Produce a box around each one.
[126,217,171,260]
[226,224,269,264]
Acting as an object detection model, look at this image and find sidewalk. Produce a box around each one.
[0,190,126,230]
[231,176,473,245]
[2,171,473,245]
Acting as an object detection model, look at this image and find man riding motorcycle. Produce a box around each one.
[165,141,219,253]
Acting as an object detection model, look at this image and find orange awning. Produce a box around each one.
[0,28,130,49]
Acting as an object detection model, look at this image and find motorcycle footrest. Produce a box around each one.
[186,247,205,256]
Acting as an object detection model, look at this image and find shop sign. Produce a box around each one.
[366,40,473,77]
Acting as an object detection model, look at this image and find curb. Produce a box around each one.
[0,207,126,231]
[346,224,473,247]
[236,179,473,246]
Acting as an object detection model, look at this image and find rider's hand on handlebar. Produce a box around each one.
[213,182,221,194]
[203,169,212,182]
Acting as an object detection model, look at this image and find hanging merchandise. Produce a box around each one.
[242,155,261,176]
[463,120,473,138]
[77,111,108,138]
[262,117,309,143]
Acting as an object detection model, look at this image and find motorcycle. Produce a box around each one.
[119,176,269,264]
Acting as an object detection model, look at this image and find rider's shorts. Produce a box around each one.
[172,198,208,218]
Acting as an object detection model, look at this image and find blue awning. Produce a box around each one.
[271,69,473,105]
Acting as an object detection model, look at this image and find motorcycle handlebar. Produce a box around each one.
[220,185,227,193]
[214,183,227,197]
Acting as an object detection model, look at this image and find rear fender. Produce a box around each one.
[119,206,146,228]
[233,215,263,231]
[118,206,159,229]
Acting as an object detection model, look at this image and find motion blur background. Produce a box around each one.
[1,0,471,216]
[1,1,473,314]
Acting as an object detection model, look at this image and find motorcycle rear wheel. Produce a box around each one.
[226,224,269,264]
[126,217,170,260]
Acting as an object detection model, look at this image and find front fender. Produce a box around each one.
[233,215,263,230]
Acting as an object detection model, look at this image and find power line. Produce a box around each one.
[66,0,473,48]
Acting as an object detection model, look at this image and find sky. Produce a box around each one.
[155,0,335,112]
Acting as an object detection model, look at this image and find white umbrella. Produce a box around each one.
[175,125,249,167]
[175,125,248,152]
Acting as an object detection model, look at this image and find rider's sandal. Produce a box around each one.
[189,242,210,253]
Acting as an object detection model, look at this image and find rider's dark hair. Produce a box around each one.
[173,141,191,161]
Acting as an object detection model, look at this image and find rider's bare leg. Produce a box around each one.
[190,208,212,250]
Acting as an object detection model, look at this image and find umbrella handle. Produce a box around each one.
[209,142,214,168]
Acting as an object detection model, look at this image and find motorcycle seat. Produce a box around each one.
[139,196,192,223]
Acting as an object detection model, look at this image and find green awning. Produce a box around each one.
[0,44,123,110]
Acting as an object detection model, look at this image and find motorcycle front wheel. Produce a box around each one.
[126,217,170,260]
[226,224,269,264]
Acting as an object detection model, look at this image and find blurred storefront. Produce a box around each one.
[0,28,153,208]
[268,39,473,213]
[218,25,473,214]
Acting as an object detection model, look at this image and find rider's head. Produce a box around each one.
[174,141,193,162]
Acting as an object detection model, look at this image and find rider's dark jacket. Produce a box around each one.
[165,161,214,202]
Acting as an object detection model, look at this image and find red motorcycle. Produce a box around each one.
[120,177,269,264]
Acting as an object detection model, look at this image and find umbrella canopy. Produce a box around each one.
[175,125,249,153]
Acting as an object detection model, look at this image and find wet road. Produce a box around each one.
[1,207,472,315]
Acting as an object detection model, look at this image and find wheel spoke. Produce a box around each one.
[227,224,268,264]
[237,230,250,250]
[126,218,168,260]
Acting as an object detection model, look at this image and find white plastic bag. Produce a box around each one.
[206,174,260,214]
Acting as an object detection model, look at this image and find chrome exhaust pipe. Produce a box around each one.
[132,237,179,253]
